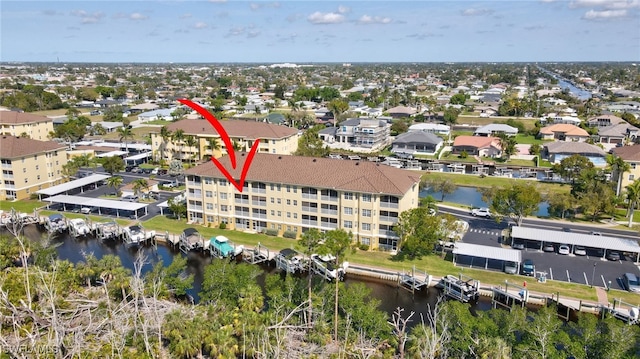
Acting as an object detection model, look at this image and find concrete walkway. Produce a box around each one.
[595,286,610,306]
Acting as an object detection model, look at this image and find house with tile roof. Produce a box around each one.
[391,131,444,157]
[538,124,590,142]
[184,153,421,251]
[407,123,450,136]
[150,119,299,163]
[586,114,626,128]
[597,123,639,145]
[452,136,502,158]
[611,145,640,191]
[0,111,54,141]
[0,136,67,200]
[544,141,607,166]
[474,124,518,137]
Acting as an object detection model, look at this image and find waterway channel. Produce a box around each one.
[19,224,495,323]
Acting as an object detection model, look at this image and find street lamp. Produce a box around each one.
[591,263,597,288]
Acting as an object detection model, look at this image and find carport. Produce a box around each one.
[453,242,522,272]
[510,226,640,263]
[36,174,110,200]
[124,151,152,166]
[44,194,149,218]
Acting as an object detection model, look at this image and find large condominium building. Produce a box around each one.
[0,135,68,200]
[0,111,55,141]
[184,154,421,251]
[611,144,640,192]
[150,119,299,163]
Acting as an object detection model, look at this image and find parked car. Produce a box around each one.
[558,244,570,255]
[512,241,525,250]
[590,231,602,236]
[122,195,139,202]
[151,167,160,175]
[574,246,587,256]
[607,251,621,261]
[164,182,178,188]
[470,207,491,218]
[504,261,518,274]
[622,272,640,293]
[80,207,92,214]
[542,243,555,252]
[521,259,535,276]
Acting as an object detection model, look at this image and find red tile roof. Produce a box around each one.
[0,135,66,158]
[452,135,499,149]
[161,119,298,140]
[539,124,589,136]
[0,111,52,124]
[185,154,421,195]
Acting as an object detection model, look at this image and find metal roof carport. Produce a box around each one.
[511,226,640,263]
[453,242,522,272]
[124,151,152,165]
[36,174,110,199]
[44,194,148,219]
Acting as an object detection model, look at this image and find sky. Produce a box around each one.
[2,0,639,63]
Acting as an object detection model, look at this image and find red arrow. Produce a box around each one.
[178,98,260,192]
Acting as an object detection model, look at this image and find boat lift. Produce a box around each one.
[440,274,480,303]
[242,243,273,264]
[95,221,121,242]
[275,248,305,274]
[399,266,431,294]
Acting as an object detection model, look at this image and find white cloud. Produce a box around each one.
[358,15,392,24]
[129,13,148,21]
[193,22,208,29]
[338,5,350,14]
[461,8,494,16]
[582,9,628,19]
[70,10,105,24]
[307,11,345,24]
[570,0,640,9]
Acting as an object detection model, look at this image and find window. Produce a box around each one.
[630,174,635,181]
[362,223,371,231]
[205,191,213,198]
[35,165,39,170]
[293,213,298,219]
[631,163,637,170]
[286,185,291,192]
[293,186,297,193]
[270,184,275,190]
[220,205,228,212]
[277,211,281,217]
[206,203,214,210]
[220,192,227,200]
[344,207,353,215]
[360,237,370,246]
[362,209,372,217]
[344,220,353,228]
[362,194,371,202]
[204,177,213,184]
[270,197,275,203]
[270,210,275,216]
[277,198,281,204]
[207,215,214,222]
[287,212,291,218]
[286,199,291,205]
[293,200,297,206]
[344,192,353,200]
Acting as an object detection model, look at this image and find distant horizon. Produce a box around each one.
[2,1,638,63]
[2,61,638,65]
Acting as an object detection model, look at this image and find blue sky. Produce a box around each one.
[2,1,639,63]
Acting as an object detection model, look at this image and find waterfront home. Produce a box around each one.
[474,124,518,137]
[597,123,639,145]
[451,136,502,158]
[391,131,444,157]
[538,124,589,142]
[407,123,450,136]
[586,114,626,128]
[323,118,391,152]
[544,141,607,167]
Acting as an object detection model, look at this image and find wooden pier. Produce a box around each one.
[242,243,274,264]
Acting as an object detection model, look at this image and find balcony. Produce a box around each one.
[321,208,338,215]
[302,193,317,199]
[380,202,399,209]
[301,219,318,226]
[379,216,398,223]
[320,195,339,202]
[4,184,15,189]
[235,198,249,205]
[2,174,13,179]
[235,210,250,217]
[320,222,338,229]
[188,205,203,211]
[251,187,266,194]
[251,200,267,207]
[186,180,200,187]
[301,206,317,213]
[187,192,202,199]
[1,164,11,169]
[252,213,267,219]
[378,229,398,238]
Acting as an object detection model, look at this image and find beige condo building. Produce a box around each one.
[611,144,640,192]
[0,111,55,141]
[0,135,68,200]
[184,154,421,251]
[150,119,299,163]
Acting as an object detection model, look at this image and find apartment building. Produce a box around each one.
[0,135,68,200]
[611,144,640,191]
[184,154,421,251]
[150,119,299,163]
[0,111,54,141]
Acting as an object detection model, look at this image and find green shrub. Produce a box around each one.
[219,222,227,230]
[264,228,279,236]
[283,230,297,239]
[358,243,370,251]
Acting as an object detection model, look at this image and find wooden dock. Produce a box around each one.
[242,243,274,264]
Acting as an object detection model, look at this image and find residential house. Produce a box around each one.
[0,136,67,200]
[611,145,640,191]
[474,124,518,137]
[540,114,582,126]
[386,106,417,118]
[184,154,421,251]
[452,136,502,158]
[137,108,176,122]
[391,131,444,157]
[0,111,54,141]
[150,119,299,162]
[408,123,450,136]
[263,113,286,126]
[586,114,625,128]
[327,118,391,152]
[544,141,607,167]
[538,124,589,142]
[597,123,639,145]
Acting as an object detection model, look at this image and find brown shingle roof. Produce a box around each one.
[539,124,589,136]
[185,154,421,195]
[611,144,640,162]
[0,135,66,158]
[0,111,52,124]
[162,119,297,140]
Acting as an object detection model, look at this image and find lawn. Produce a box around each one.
[514,134,544,145]
[1,200,46,213]
[421,172,572,195]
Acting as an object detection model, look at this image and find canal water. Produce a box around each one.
[20,225,494,323]
[420,186,550,217]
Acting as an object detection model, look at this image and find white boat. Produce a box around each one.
[310,254,348,281]
[45,213,67,233]
[68,218,92,237]
[123,224,155,248]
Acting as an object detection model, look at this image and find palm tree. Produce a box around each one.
[497,133,518,161]
[159,125,172,163]
[117,126,134,153]
[328,98,349,127]
[132,178,149,198]
[207,137,221,159]
[184,135,198,166]
[606,154,631,196]
[625,179,640,227]
[106,176,123,196]
[172,129,185,160]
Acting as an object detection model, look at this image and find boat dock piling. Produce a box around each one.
[441,274,480,303]
[242,243,273,264]
[398,266,431,294]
